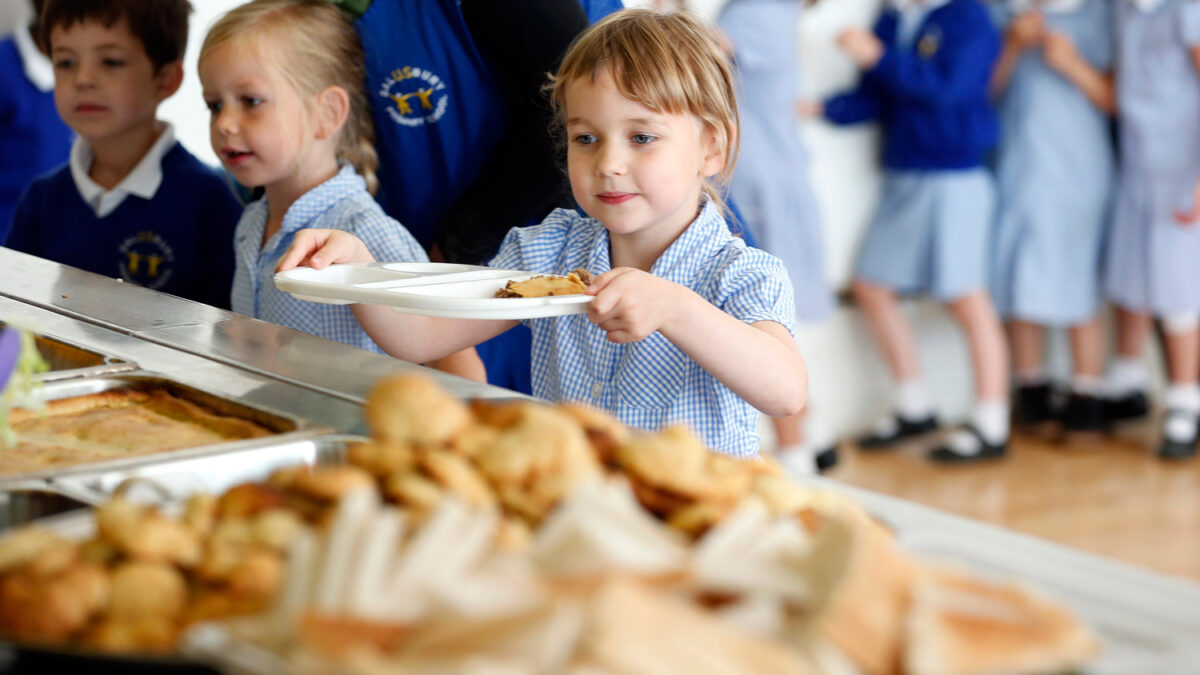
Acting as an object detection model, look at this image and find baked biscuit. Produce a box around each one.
[365,375,471,445]
[494,269,593,298]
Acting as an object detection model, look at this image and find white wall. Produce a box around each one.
[162,0,245,165]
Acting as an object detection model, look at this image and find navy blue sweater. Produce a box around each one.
[824,0,1000,171]
[6,144,242,309]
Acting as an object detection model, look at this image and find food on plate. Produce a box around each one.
[2,387,274,475]
[494,269,593,298]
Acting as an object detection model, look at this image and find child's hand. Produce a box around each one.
[1174,178,1200,226]
[1007,12,1045,51]
[795,100,825,118]
[586,268,681,343]
[1041,31,1079,74]
[837,28,884,69]
[275,228,376,272]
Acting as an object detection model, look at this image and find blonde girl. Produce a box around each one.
[199,0,480,377]
[278,9,807,458]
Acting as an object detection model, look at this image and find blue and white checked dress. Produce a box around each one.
[231,164,428,352]
[1104,0,1200,316]
[489,202,796,458]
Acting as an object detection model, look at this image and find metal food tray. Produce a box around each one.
[0,372,327,489]
[1,321,137,381]
[49,434,357,507]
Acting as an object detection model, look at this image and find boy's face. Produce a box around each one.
[564,68,723,249]
[50,18,177,147]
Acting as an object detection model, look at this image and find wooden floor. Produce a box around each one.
[825,420,1200,584]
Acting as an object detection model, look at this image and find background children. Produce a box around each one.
[807,0,1009,462]
[278,9,807,457]
[715,0,837,472]
[6,0,241,310]
[0,0,72,240]
[1105,0,1200,460]
[989,0,1114,440]
[199,0,480,378]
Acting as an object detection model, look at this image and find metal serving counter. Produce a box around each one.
[1,248,1199,673]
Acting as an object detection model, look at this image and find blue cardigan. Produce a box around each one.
[824,0,1000,171]
[6,144,242,309]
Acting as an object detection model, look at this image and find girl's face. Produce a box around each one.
[199,39,318,195]
[564,68,724,250]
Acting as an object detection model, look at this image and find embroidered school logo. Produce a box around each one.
[918,27,943,59]
[117,230,175,290]
[378,66,449,128]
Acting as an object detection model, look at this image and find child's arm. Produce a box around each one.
[1175,45,1200,225]
[276,229,517,360]
[816,26,887,125]
[850,9,999,106]
[1042,31,1114,113]
[990,11,1044,97]
[587,269,807,417]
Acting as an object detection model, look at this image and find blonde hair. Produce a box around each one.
[548,9,739,212]
[199,0,378,193]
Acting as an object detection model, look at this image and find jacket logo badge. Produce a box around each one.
[118,230,174,290]
[379,65,449,128]
[918,29,942,59]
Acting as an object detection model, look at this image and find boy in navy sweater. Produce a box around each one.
[804,0,1009,463]
[5,0,240,310]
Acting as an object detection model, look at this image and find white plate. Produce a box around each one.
[274,262,593,320]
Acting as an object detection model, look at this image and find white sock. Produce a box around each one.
[973,399,1010,445]
[1071,375,1103,396]
[895,379,933,420]
[1165,383,1200,414]
[776,443,816,476]
[1105,357,1148,397]
[1162,386,1200,443]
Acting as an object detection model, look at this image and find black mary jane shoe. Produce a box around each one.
[1158,410,1199,460]
[1012,383,1058,434]
[928,426,1007,464]
[1060,392,1111,443]
[814,444,840,473]
[1105,390,1150,423]
[857,414,939,450]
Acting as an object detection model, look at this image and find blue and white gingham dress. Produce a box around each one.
[231,164,428,352]
[489,202,796,458]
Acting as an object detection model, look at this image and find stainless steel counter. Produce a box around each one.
[0,248,522,428]
[2,248,1199,672]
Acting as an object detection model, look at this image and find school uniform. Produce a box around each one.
[0,27,72,240]
[718,0,833,321]
[1104,0,1200,316]
[824,0,1001,301]
[990,0,1115,325]
[488,201,797,458]
[231,164,427,353]
[7,124,241,309]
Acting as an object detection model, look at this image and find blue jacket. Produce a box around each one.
[824,0,1000,171]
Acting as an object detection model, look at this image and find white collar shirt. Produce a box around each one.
[13,25,54,92]
[69,122,175,218]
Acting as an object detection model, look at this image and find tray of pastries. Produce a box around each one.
[0,375,1110,675]
[0,373,318,483]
